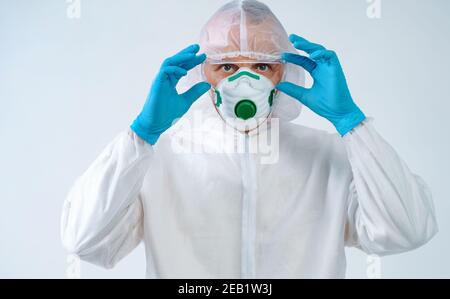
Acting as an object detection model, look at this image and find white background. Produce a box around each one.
[1,0,449,278]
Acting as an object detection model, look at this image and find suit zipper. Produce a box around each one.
[241,134,257,278]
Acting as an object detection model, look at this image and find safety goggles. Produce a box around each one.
[205,58,284,65]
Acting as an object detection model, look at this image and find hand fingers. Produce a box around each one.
[163,52,206,72]
[276,82,309,105]
[182,82,211,104]
[163,44,202,67]
[161,66,187,80]
[177,44,200,55]
[282,53,317,74]
[289,34,326,54]
[163,53,196,67]
[310,49,337,61]
[179,53,207,71]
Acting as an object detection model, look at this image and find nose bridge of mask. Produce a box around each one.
[214,67,275,122]
[227,68,261,83]
[215,67,270,100]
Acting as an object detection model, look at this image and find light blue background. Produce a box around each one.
[1,0,449,278]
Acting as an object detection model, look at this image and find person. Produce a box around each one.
[61,0,438,278]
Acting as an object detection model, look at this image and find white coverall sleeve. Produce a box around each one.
[61,130,154,268]
[344,120,438,256]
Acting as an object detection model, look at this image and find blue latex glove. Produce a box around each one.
[131,44,211,145]
[276,34,366,136]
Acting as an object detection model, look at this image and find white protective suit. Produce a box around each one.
[61,0,438,278]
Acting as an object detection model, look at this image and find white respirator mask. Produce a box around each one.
[212,68,278,132]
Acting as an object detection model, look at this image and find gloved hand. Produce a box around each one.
[276,34,366,136]
[131,44,211,145]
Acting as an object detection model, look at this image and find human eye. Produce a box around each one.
[254,64,271,72]
[221,64,237,72]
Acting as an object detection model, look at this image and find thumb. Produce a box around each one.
[276,82,310,106]
[182,82,211,105]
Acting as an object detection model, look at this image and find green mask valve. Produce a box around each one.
[234,100,257,120]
